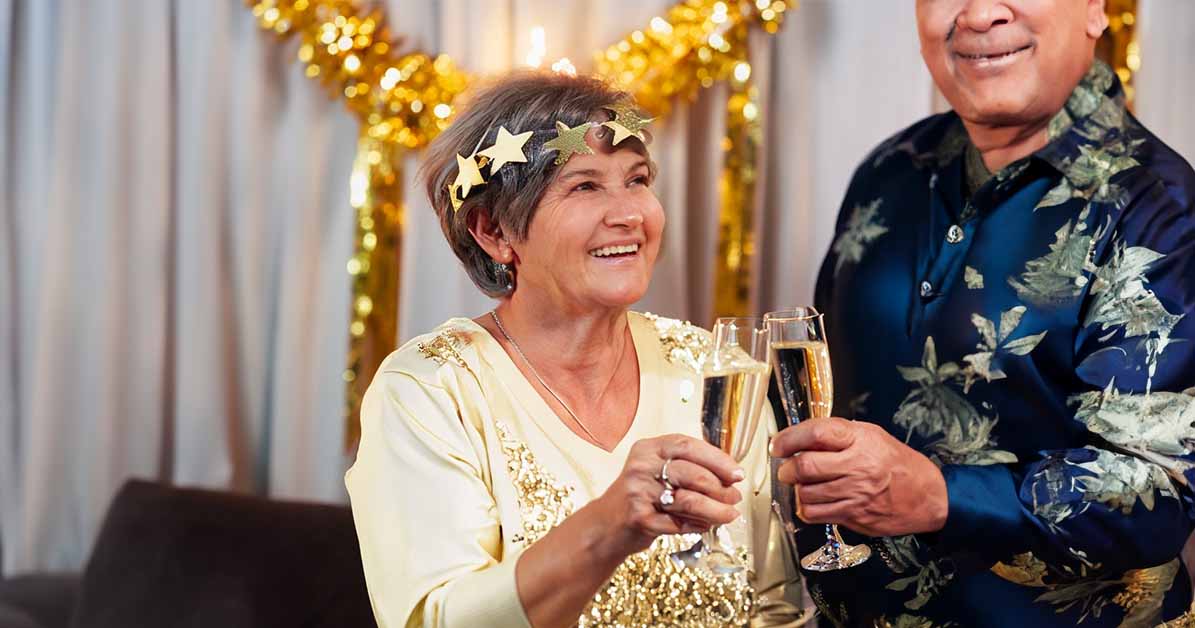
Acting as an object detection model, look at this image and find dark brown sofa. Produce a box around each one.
[0,480,376,628]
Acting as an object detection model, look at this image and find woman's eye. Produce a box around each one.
[629,175,649,186]
[572,181,597,193]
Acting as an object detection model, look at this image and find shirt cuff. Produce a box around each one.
[934,463,1026,559]
[440,556,532,628]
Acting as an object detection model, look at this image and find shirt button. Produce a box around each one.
[946,224,965,244]
[920,280,934,298]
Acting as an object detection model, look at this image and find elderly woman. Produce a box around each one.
[345,72,803,628]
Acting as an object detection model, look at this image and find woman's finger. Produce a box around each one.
[657,488,740,526]
[663,459,742,505]
[655,435,745,486]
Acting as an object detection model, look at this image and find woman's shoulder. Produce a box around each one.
[629,311,712,374]
[378,317,489,381]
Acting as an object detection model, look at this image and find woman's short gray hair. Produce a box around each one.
[421,71,651,298]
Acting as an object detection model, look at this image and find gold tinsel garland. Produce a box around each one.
[596,0,788,319]
[1098,0,1140,108]
[247,0,790,445]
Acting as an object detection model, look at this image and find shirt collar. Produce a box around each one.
[1033,60,1134,185]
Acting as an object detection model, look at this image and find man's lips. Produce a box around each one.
[954,43,1033,62]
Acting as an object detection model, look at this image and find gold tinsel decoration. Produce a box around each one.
[248,0,791,445]
[248,0,469,447]
[597,0,789,320]
[1098,0,1140,108]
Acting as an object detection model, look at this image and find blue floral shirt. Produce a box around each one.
[808,61,1195,627]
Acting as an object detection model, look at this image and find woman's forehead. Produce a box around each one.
[557,148,650,179]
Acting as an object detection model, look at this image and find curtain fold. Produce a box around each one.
[1135,0,1195,165]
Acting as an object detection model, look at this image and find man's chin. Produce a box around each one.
[951,87,1039,128]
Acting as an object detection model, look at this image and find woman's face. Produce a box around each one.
[510,133,664,312]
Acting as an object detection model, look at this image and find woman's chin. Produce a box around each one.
[589,283,649,310]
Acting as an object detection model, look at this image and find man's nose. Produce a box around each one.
[956,0,1014,33]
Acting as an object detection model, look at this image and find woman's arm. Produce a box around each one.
[348,367,744,628]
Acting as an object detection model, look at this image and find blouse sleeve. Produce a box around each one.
[345,367,532,628]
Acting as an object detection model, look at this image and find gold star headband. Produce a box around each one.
[447,101,654,212]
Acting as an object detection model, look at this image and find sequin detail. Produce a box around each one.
[577,534,755,628]
[492,418,755,627]
[493,420,575,542]
[641,312,712,374]
[416,329,468,367]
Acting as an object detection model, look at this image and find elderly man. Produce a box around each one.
[772,1,1195,626]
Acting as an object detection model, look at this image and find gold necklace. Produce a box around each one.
[490,310,604,445]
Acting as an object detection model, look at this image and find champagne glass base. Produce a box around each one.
[800,541,871,572]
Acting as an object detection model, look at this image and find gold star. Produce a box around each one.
[452,153,486,198]
[447,182,464,212]
[602,101,654,145]
[478,126,534,173]
[543,121,595,166]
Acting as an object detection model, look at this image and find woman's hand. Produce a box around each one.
[515,434,745,628]
[592,434,746,556]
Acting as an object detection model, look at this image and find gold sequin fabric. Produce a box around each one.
[492,416,755,627]
[578,534,755,628]
[640,312,712,374]
[416,328,468,367]
[493,420,576,542]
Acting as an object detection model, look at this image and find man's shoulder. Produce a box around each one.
[1126,115,1195,213]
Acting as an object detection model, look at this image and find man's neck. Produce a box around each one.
[959,116,1053,173]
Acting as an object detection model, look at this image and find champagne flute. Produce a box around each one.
[672,317,771,574]
[764,307,871,572]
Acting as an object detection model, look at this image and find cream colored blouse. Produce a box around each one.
[345,312,805,628]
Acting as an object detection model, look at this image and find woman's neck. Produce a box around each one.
[490,290,632,394]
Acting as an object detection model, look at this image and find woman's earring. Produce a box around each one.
[493,259,514,290]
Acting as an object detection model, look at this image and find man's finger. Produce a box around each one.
[771,417,855,458]
[776,450,853,485]
[796,476,855,505]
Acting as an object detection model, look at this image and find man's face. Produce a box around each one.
[916,0,1108,127]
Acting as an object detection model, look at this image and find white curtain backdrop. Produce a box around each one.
[1,0,1192,575]
[0,0,359,574]
[1136,0,1195,165]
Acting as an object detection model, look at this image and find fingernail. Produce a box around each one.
[732,468,745,482]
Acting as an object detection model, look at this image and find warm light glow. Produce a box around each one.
[733,62,751,82]
[350,170,368,207]
[526,26,547,67]
[650,17,672,34]
[433,103,452,119]
[551,57,577,76]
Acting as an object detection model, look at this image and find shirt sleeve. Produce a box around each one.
[936,181,1195,575]
[345,367,532,628]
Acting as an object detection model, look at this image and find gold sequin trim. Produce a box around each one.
[577,534,755,628]
[493,420,576,543]
[491,418,756,627]
[641,312,712,374]
[416,329,468,367]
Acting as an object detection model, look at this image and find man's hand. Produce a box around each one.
[770,417,949,537]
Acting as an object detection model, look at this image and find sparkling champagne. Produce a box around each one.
[770,340,834,421]
[701,361,770,462]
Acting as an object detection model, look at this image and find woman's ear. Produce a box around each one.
[467,209,514,264]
